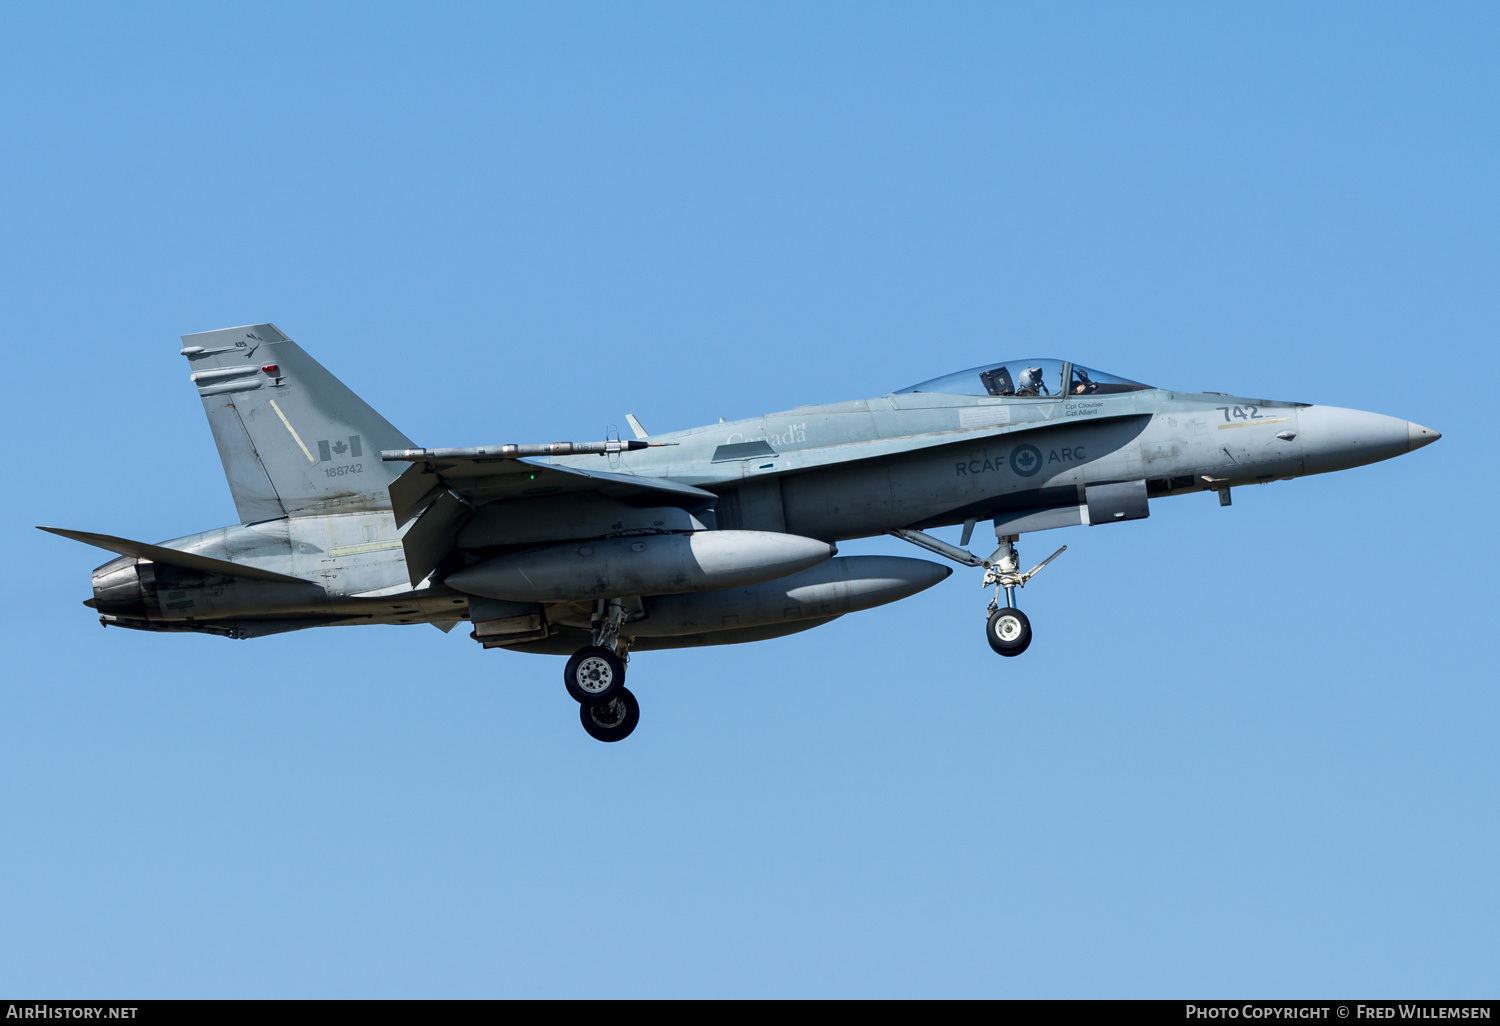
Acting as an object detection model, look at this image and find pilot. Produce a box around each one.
[1072,368,1096,395]
[1016,366,1050,397]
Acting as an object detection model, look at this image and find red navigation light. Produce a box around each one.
[262,364,279,375]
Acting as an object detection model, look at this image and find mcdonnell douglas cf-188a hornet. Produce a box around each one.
[43,325,1440,742]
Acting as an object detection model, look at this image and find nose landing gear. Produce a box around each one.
[888,527,1064,658]
[980,535,1060,656]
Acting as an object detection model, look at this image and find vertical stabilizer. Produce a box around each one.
[181,324,414,523]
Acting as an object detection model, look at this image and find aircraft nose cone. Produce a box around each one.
[1407,422,1441,451]
[1297,405,1412,475]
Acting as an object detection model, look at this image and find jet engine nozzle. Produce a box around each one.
[91,555,159,618]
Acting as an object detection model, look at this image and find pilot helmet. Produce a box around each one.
[1018,366,1046,392]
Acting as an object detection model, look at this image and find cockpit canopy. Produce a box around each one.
[896,359,1151,398]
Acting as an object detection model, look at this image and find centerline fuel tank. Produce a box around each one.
[630,555,952,636]
[445,530,836,603]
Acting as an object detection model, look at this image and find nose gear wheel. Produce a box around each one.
[986,606,1032,656]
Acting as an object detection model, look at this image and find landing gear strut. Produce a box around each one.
[565,597,639,740]
[888,527,1064,659]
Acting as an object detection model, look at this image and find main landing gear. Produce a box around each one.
[565,597,640,742]
[888,527,1065,659]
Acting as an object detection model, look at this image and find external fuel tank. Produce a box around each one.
[445,530,836,603]
[630,555,952,636]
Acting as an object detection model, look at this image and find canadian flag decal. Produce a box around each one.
[317,435,363,462]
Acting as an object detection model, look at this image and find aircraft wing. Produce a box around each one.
[388,454,715,526]
[37,527,313,584]
[387,454,718,587]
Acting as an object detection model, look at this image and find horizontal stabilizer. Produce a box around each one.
[37,527,311,584]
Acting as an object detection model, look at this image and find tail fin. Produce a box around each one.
[181,324,414,523]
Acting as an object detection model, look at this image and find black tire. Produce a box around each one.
[986,606,1032,657]
[563,646,625,704]
[580,687,640,743]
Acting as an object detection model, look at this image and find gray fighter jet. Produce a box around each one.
[42,325,1440,742]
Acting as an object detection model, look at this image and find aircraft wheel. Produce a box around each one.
[564,646,625,705]
[986,607,1032,657]
[581,687,639,743]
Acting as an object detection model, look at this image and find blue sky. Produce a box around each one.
[1,2,1495,997]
